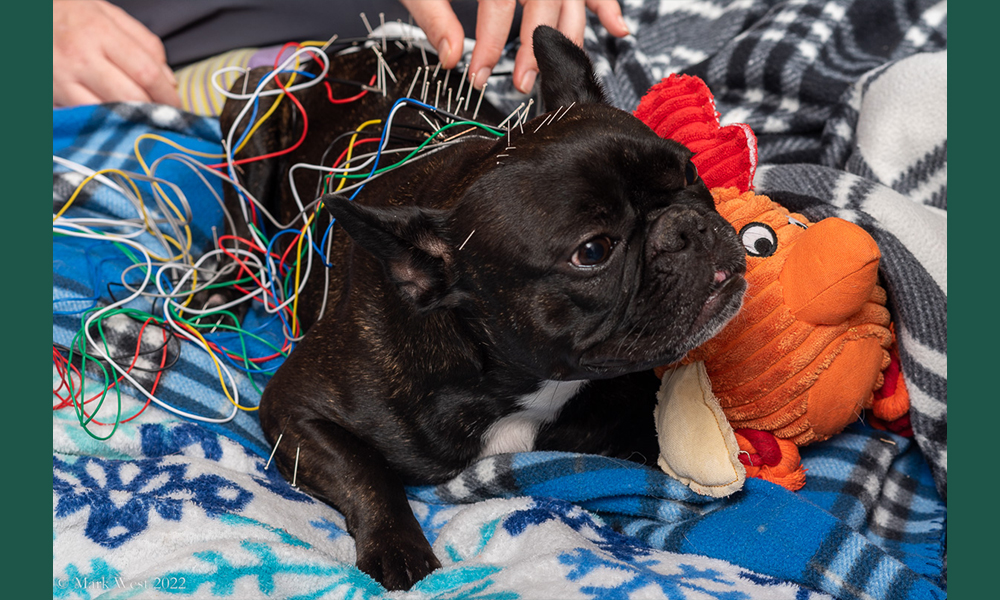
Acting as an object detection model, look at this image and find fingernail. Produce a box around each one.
[618,15,630,35]
[518,69,537,94]
[162,64,177,87]
[618,15,632,35]
[438,38,453,66]
[474,67,491,89]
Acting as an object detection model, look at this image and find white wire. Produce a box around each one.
[53,50,498,427]
[53,219,241,424]
[220,47,334,314]
[158,247,268,315]
[53,155,128,197]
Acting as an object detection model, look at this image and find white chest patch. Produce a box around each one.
[479,380,586,458]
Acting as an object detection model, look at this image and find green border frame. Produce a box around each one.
[21,0,52,592]
[949,2,987,597]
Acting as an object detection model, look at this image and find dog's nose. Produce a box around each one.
[651,208,715,254]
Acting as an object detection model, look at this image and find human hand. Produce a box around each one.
[53,0,181,107]
[401,0,628,94]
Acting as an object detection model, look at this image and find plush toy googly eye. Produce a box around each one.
[738,222,777,257]
[787,216,808,229]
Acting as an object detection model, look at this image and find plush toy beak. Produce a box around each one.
[779,218,881,326]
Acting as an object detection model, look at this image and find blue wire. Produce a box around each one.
[278,69,316,79]
[232,69,315,153]
[348,97,417,201]
[232,99,261,161]
[265,228,305,314]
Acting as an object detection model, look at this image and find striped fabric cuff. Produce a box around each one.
[174,48,259,117]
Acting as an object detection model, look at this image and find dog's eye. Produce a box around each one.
[571,237,614,267]
[684,161,698,186]
[739,222,778,257]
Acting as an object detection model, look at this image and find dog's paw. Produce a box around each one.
[355,528,441,591]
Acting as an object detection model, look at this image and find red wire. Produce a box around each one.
[52,348,80,409]
[324,73,378,104]
[231,283,294,320]
[210,344,286,364]
[116,322,169,424]
[276,136,381,273]
[170,326,290,365]
[205,44,321,170]
[277,231,305,275]
[216,234,283,261]
[217,244,276,298]
[60,318,169,425]
[328,137,382,175]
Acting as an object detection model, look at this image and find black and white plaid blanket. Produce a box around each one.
[581,0,948,500]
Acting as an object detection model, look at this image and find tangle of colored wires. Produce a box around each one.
[53,33,511,439]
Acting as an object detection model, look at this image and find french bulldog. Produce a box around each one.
[217,26,746,591]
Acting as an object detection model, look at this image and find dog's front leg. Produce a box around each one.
[267,411,441,590]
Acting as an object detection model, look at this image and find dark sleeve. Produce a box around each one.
[110,0,505,68]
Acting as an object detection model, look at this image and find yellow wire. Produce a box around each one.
[53,168,143,222]
[133,132,225,160]
[182,323,256,411]
[335,119,382,193]
[287,119,382,336]
[129,135,196,262]
[54,169,187,260]
[131,133,204,304]
[232,49,306,156]
[289,212,316,338]
[232,91,286,156]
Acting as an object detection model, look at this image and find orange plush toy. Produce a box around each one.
[637,75,911,496]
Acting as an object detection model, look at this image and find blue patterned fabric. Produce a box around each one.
[52,2,945,598]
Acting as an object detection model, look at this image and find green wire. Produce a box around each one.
[329,120,504,183]
[168,303,290,395]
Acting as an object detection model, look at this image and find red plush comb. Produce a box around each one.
[634,74,757,192]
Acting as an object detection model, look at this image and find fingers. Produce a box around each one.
[509,0,628,93]
[556,0,587,47]
[52,0,179,107]
[108,44,182,106]
[101,2,169,65]
[53,80,102,108]
[399,0,627,96]
[401,0,465,68]
[109,41,180,106]
[99,2,180,106]
[469,0,517,89]
[587,0,629,37]
[513,0,562,93]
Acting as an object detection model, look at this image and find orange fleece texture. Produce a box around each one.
[684,188,901,446]
[637,75,911,491]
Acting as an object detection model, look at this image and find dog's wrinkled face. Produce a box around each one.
[324,26,745,381]
[453,104,746,379]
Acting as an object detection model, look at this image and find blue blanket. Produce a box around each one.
[52,2,946,599]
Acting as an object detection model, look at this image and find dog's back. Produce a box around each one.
[216,27,745,591]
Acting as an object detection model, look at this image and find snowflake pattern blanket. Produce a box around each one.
[52,1,946,599]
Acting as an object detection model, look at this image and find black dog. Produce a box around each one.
[217,27,746,590]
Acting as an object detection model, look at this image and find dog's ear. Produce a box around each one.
[532,25,607,110]
[323,197,462,312]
